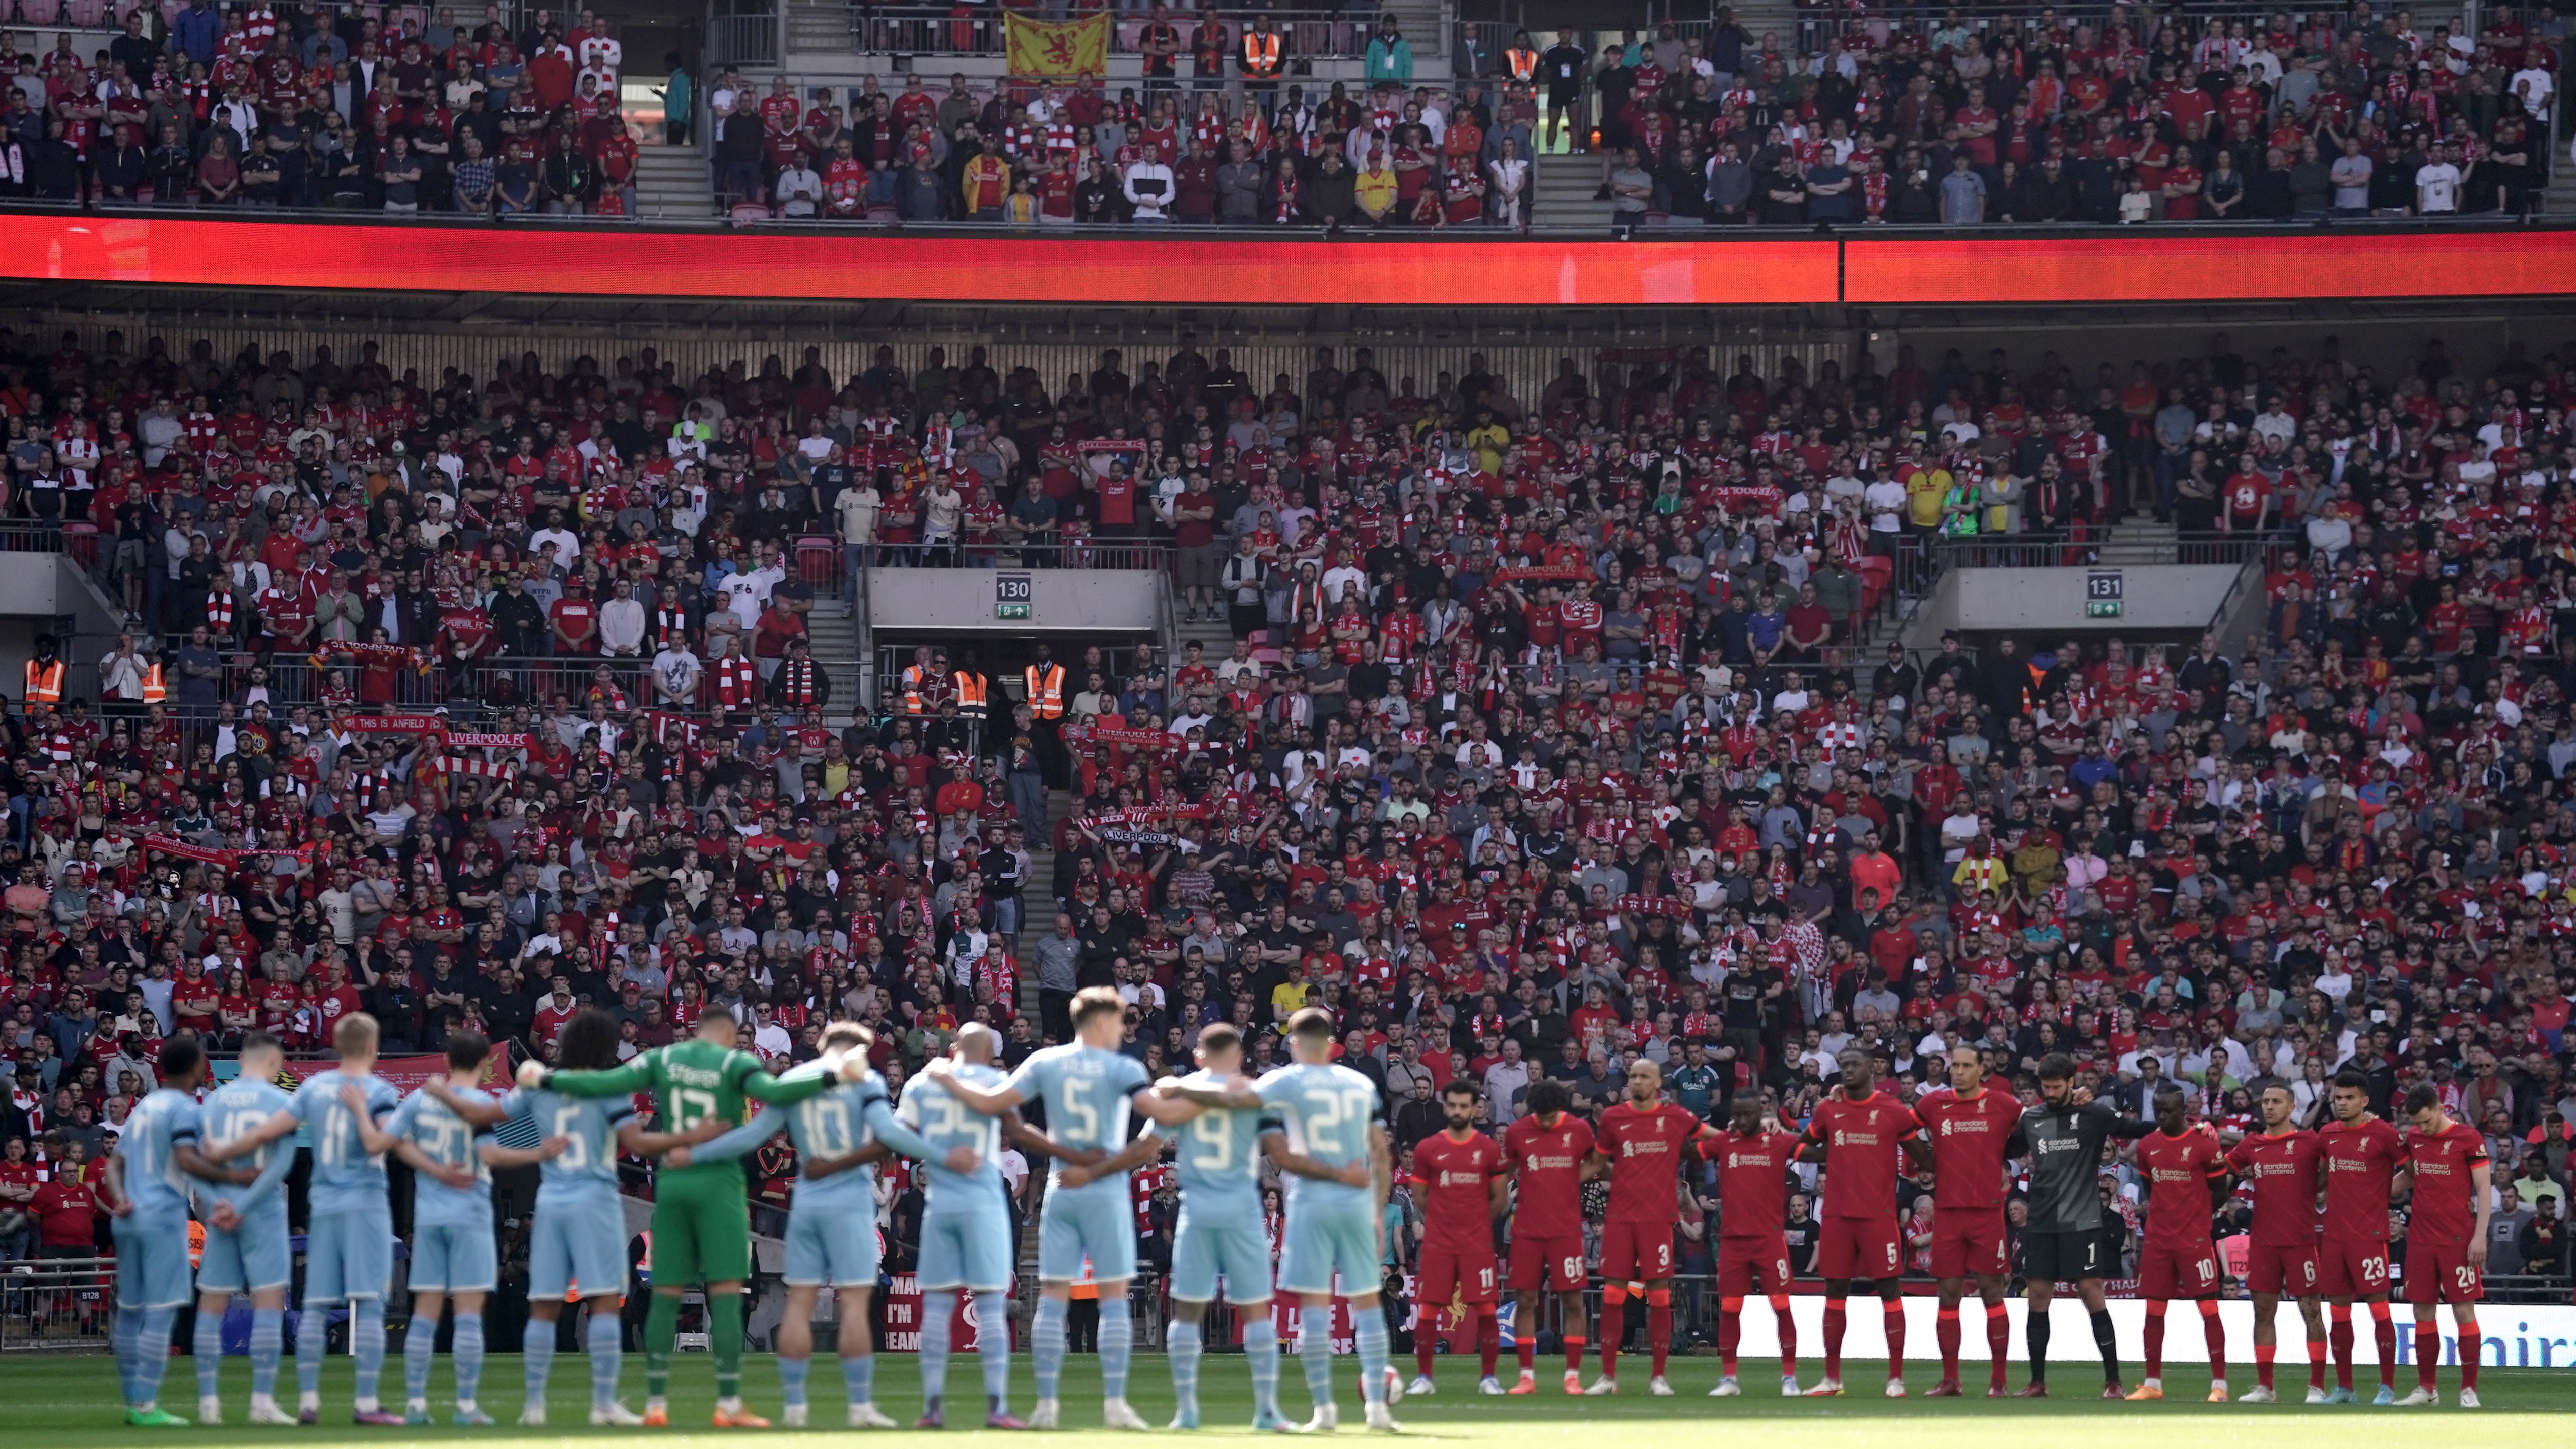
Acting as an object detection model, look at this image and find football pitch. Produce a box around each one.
[6,1354,2569,1442]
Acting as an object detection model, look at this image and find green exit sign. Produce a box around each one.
[2086,600,2122,617]
[996,602,1031,620]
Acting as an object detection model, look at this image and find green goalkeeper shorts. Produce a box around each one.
[648,1172,752,1288]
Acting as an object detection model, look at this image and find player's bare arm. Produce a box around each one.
[423,1080,510,1127]
[2466,1155,2492,1268]
[479,1136,571,1171]
[390,1136,480,1191]
[1060,1132,1164,1189]
[1257,1127,1371,1188]
[1003,1107,1107,1167]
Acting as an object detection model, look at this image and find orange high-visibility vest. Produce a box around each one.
[902,664,933,714]
[22,658,63,705]
[140,663,166,704]
[954,670,989,718]
[1241,30,1282,78]
[1024,663,1065,719]
[1506,46,1539,80]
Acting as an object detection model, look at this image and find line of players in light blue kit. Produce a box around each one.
[108,993,1404,1433]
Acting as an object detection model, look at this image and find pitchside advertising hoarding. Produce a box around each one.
[16,214,2576,305]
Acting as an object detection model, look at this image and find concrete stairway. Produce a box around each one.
[633,144,716,220]
[1531,149,1613,231]
[2090,521,2181,566]
[802,597,865,728]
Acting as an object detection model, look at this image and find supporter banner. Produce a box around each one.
[1722,1297,2576,1368]
[1489,565,1588,584]
[445,732,536,749]
[0,215,1840,306]
[343,713,447,736]
[1004,12,1109,78]
[1612,893,1694,919]
[140,834,233,866]
[1075,439,1147,453]
[1076,804,1210,827]
[1063,724,1184,753]
[878,1271,1015,1352]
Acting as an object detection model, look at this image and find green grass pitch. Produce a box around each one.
[18,1352,2568,1442]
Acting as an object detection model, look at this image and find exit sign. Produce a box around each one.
[2086,570,2123,617]
[996,572,1033,620]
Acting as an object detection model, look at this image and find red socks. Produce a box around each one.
[1647,1290,1673,1379]
[2199,1301,2225,1384]
[1598,1286,1626,1381]
[1478,1312,1499,1379]
[1718,1296,1743,1376]
[2308,1332,2329,1391]
[2460,1323,2481,1391]
[1562,1333,1584,1375]
[1417,1312,1439,1380]
[1985,1304,2009,1390]
[1518,1327,1535,1374]
[1882,1301,1906,1381]
[2416,1325,2441,1392]
[2369,1302,2396,1389]
[2256,1342,2276,1391]
[2144,1302,2166,1379]
[2330,1305,2355,1391]
[1937,1307,1961,1379]
[1823,1298,1847,1381]
[1775,1294,1800,1379]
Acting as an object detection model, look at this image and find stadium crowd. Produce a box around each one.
[0,318,2568,1310]
[1,1,637,213]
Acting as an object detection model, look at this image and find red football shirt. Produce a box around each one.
[1703,1127,1803,1239]
[1408,1129,1506,1252]
[2317,1114,2405,1244]
[1502,1111,1594,1238]
[2401,1121,2488,1246]
[1594,1100,1707,1224]
[2225,1127,2323,1246]
[1913,1085,2021,1209]
[2135,1126,2227,1249]
[1799,1090,1922,1221]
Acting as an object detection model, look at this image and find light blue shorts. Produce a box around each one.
[784,1206,880,1288]
[1038,1181,1137,1284]
[1276,1198,1380,1298]
[1169,1203,1273,1305]
[197,1202,292,1294]
[528,1198,626,1301]
[409,1220,498,1294]
[303,1205,395,1305]
[917,1207,1012,1294]
[114,1211,194,1310]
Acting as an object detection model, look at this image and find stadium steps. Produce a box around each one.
[1382,0,1450,64]
[1530,150,1615,232]
[802,598,865,729]
[787,0,851,53]
[1726,1,1801,54]
[2547,163,2576,217]
[2089,521,2181,566]
[635,145,718,220]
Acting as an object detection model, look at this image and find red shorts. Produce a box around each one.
[1715,1233,1793,1296]
[1508,1234,1586,1292]
[1815,1215,1903,1281]
[2246,1240,2319,1296]
[2316,1238,2392,1298]
[1597,1220,1674,1283]
[1928,1206,2007,1279]
[1416,1243,1500,1307]
[2403,1239,2482,1305]
[2137,1238,2222,1300]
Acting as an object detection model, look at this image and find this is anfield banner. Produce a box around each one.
[1005,13,1108,77]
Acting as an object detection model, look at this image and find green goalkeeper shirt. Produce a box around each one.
[545,1037,836,1186]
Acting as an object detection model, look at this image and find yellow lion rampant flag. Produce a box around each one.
[1004,12,1110,77]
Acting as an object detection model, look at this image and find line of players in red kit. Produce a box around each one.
[1399,1048,2493,1406]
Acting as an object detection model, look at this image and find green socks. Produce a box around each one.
[644,1293,679,1401]
[709,1292,744,1403]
